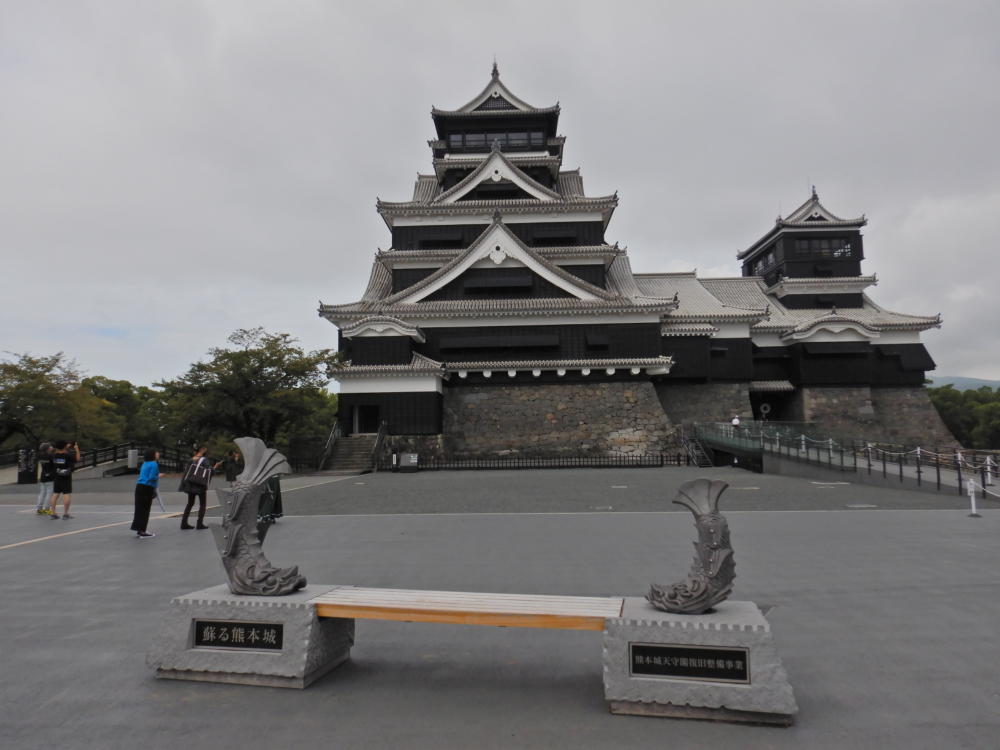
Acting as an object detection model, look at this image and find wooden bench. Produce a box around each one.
[310,587,625,631]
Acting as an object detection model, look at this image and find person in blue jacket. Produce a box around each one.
[131,449,161,539]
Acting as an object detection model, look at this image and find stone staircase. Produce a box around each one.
[327,434,378,474]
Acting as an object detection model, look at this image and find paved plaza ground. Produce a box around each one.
[1,467,998,749]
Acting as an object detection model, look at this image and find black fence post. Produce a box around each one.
[882,451,887,479]
[916,452,922,487]
[899,455,904,483]
[936,456,941,490]
[956,458,963,495]
[981,466,988,499]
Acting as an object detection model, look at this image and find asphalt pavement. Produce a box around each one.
[1,467,998,749]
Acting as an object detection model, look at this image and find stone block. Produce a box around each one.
[603,598,797,725]
[146,584,354,689]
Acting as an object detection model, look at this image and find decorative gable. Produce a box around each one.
[434,148,561,204]
[392,220,612,304]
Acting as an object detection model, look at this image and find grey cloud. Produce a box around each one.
[1,1,998,383]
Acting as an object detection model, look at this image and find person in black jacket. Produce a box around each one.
[49,440,81,519]
[180,446,212,530]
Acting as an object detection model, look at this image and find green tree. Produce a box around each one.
[83,376,166,444]
[928,384,1000,449]
[0,353,124,448]
[156,328,339,450]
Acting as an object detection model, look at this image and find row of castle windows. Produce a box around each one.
[794,238,853,258]
[448,131,546,150]
[751,238,854,274]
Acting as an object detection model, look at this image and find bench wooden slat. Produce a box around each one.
[310,587,624,631]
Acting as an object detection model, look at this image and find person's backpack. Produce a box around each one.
[184,457,211,488]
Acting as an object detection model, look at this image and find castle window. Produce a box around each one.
[530,131,545,146]
[795,238,852,258]
[465,133,486,149]
[448,134,463,149]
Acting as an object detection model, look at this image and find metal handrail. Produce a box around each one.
[370,420,388,473]
[317,422,342,471]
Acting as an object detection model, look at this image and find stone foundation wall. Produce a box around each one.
[796,386,958,446]
[443,382,679,458]
[654,382,753,425]
[868,387,958,446]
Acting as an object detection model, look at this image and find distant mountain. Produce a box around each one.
[928,375,1000,391]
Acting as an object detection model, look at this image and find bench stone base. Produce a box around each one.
[603,599,797,724]
[146,584,354,689]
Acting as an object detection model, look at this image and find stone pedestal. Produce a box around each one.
[146,584,354,689]
[603,599,797,725]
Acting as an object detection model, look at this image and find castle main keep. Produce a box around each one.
[320,66,954,458]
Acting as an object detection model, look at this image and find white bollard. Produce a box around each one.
[968,480,981,518]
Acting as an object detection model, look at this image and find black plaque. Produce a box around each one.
[193,620,283,651]
[629,643,749,684]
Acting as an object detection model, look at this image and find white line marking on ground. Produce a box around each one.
[274,508,999,518]
[0,506,219,551]
[283,476,357,492]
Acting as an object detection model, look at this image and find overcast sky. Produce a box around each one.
[2,1,999,386]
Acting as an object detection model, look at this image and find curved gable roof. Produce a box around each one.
[433,145,562,204]
[385,219,616,304]
[432,64,557,115]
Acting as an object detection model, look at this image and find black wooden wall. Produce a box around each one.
[339,392,442,436]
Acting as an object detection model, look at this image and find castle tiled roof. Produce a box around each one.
[431,63,559,119]
[634,272,766,322]
[336,351,445,378]
[699,277,941,333]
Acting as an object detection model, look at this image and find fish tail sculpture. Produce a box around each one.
[647,478,735,614]
[211,437,307,596]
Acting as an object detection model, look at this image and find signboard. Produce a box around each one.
[629,642,749,684]
[193,620,283,651]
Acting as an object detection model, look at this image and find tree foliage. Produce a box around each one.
[155,328,339,450]
[928,385,1000,449]
[0,353,124,447]
[1,329,339,459]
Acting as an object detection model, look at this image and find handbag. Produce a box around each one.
[183,457,211,489]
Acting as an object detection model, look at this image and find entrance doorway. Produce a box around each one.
[353,404,381,434]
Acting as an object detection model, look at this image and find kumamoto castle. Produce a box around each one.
[319,65,955,461]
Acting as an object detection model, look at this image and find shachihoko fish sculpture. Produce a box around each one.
[647,478,735,614]
[210,437,307,596]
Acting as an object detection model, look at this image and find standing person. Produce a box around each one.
[220,450,241,486]
[131,449,160,539]
[34,442,55,515]
[180,446,212,530]
[49,440,81,519]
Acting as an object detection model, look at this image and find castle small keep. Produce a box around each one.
[320,65,953,457]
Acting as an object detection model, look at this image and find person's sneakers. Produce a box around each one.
[180,522,194,530]
[137,532,156,539]
[49,513,60,519]
[62,514,73,519]
[196,523,208,530]
[36,508,47,515]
